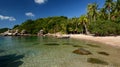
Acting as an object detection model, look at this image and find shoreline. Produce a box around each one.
[1,33,120,47]
[67,34,120,47]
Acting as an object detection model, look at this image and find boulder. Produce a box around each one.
[73,48,92,55]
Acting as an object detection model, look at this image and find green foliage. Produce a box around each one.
[89,20,120,36]
[66,18,83,34]
[19,20,35,34]
[12,0,120,36]
[0,28,9,33]
[13,25,19,29]
[16,16,68,34]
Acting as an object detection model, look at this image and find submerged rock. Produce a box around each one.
[32,43,40,45]
[98,52,109,56]
[0,49,5,53]
[62,43,73,45]
[73,48,92,55]
[73,45,83,47]
[44,43,59,46]
[87,58,108,65]
[86,44,100,48]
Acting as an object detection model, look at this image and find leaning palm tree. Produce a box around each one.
[79,15,89,35]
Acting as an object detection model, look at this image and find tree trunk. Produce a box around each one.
[94,15,96,22]
[108,9,111,20]
[83,22,90,35]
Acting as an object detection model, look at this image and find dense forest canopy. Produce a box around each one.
[1,0,120,36]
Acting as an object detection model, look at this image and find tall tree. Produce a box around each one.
[87,3,98,22]
[87,4,93,22]
[114,0,120,17]
[104,0,114,20]
[99,8,107,20]
[79,15,89,34]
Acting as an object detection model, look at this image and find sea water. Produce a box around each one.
[0,36,120,67]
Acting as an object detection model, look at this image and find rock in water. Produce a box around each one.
[73,48,92,55]
[73,45,83,47]
[44,43,59,46]
[87,58,108,65]
[98,52,109,56]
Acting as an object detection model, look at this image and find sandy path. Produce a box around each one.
[68,34,120,47]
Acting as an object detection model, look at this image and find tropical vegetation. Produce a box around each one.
[1,0,120,36]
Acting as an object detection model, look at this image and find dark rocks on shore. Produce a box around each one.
[73,48,92,55]
[87,58,108,65]
[98,52,109,56]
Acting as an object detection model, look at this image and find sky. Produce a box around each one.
[0,0,105,28]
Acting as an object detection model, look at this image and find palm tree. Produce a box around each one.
[110,0,120,20]
[87,4,93,22]
[104,0,114,20]
[72,17,79,33]
[87,3,98,22]
[114,0,120,17]
[92,3,98,21]
[99,8,107,20]
[79,15,89,34]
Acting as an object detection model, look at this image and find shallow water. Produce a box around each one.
[0,36,120,67]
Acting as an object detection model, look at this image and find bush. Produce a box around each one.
[89,20,120,36]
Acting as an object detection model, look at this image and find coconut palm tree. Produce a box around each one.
[114,0,120,17]
[104,0,114,20]
[87,4,93,22]
[110,0,120,20]
[87,3,98,22]
[99,8,107,20]
[79,15,89,34]
[72,17,79,33]
[92,3,98,21]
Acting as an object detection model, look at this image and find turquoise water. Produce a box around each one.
[0,36,120,67]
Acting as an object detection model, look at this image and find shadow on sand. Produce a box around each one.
[0,54,24,67]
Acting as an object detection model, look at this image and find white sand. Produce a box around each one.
[68,34,120,47]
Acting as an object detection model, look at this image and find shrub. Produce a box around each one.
[89,20,120,36]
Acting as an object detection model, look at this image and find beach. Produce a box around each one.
[68,34,120,47]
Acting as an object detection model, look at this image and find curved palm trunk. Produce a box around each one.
[83,22,90,35]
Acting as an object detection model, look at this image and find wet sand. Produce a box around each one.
[68,34,120,47]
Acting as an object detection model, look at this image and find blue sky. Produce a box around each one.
[0,0,105,28]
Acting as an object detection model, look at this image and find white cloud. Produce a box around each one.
[0,15,16,21]
[34,0,47,4]
[25,12,35,17]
